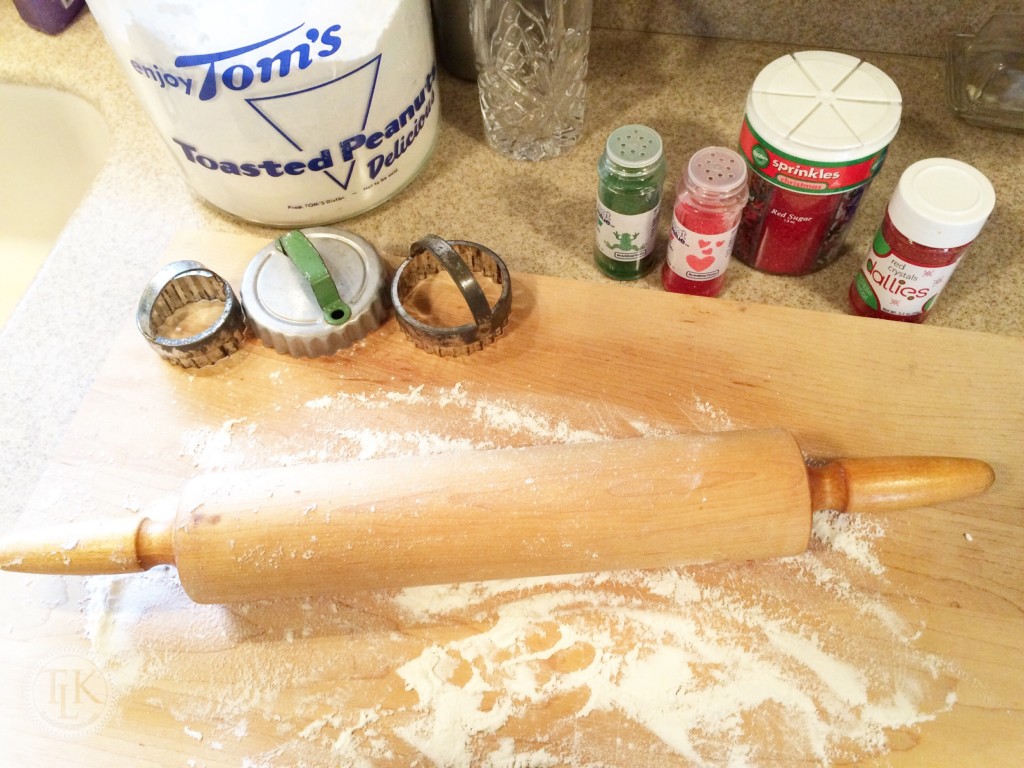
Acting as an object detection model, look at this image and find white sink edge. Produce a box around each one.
[0,84,110,329]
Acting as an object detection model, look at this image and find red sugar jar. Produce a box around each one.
[734,51,903,275]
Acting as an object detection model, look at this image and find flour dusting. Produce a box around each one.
[379,523,953,768]
[181,384,608,470]
[79,382,957,767]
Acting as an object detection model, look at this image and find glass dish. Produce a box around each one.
[946,12,1024,132]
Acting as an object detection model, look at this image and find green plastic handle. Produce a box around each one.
[276,229,351,325]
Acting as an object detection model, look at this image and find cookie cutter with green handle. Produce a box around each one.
[241,227,389,358]
[276,229,352,325]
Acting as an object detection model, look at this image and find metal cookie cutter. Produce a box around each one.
[241,227,389,358]
[391,235,512,356]
[136,260,246,369]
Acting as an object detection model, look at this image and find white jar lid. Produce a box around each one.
[888,158,996,248]
[747,51,902,161]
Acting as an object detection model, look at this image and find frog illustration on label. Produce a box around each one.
[605,231,641,252]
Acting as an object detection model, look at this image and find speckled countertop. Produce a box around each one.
[1,6,1022,528]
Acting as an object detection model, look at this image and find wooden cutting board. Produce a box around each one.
[1,230,1021,767]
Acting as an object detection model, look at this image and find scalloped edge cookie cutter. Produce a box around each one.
[391,235,512,357]
[136,260,246,369]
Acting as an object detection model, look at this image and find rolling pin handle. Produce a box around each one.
[807,456,996,514]
[0,515,176,576]
[136,517,176,570]
[806,461,850,512]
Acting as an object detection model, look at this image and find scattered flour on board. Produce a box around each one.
[81,383,957,767]
[179,382,609,470]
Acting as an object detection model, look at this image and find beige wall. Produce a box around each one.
[593,0,1024,58]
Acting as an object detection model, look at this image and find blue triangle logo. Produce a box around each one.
[245,54,381,190]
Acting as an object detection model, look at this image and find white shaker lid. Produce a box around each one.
[605,124,663,168]
[687,146,747,195]
[241,227,388,358]
[747,51,902,161]
[887,158,996,248]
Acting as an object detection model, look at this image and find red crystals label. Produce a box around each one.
[739,119,889,194]
[853,228,960,317]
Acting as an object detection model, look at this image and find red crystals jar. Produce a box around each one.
[849,158,996,322]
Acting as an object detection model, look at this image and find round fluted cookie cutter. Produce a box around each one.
[136,260,247,369]
[391,236,512,356]
[240,227,389,358]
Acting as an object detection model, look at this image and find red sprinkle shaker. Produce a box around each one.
[849,158,995,323]
[662,147,747,297]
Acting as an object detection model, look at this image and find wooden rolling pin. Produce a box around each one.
[0,429,994,603]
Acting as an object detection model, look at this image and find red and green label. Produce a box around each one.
[740,118,889,194]
[854,229,957,317]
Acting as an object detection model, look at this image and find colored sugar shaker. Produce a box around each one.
[735,51,902,275]
[663,146,747,297]
[849,158,995,323]
[595,125,667,280]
